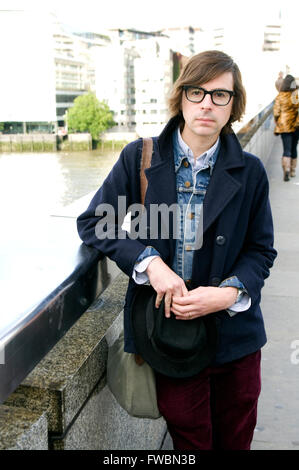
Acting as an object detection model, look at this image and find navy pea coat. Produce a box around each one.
[77,116,277,365]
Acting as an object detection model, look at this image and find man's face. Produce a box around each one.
[181,72,234,143]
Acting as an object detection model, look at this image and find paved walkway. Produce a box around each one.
[251,136,299,450]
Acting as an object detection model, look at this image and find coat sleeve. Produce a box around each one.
[76,140,148,277]
[226,164,277,306]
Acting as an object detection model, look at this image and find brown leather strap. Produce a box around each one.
[140,137,153,206]
[134,137,153,366]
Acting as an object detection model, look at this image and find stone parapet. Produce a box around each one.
[0,405,47,450]
[1,272,166,450]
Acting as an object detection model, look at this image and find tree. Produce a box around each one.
[67,92,115,140]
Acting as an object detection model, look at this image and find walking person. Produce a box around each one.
[274,74,299,181]
[77,50,277,450]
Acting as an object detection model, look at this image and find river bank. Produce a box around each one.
[0,133,128,153]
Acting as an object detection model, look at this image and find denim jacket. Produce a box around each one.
[171,128,219,280]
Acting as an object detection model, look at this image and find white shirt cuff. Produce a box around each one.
[226,292,251,317]
[132,255,160,285]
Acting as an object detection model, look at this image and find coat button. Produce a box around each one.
[216,235,226,246]
[183,160,189,167]
[184,181,191,188]
[211,277,221,286]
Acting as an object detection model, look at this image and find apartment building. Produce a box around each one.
[53,21,110,127]
[134,39,173,136]
[0,10,109,133]
[263,24,282,52]
[96,30,173,138]
[160,26,207,56]
[0,9,57,133]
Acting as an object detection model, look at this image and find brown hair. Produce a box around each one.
[280,74,297,92]
[168,50,246,134]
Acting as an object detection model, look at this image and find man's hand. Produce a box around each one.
[171,286,238,320]
[146,257,188,318]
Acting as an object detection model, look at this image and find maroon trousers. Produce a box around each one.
[155,350,261,450]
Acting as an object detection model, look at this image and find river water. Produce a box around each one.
[0,148,120,215]
[0,149,120,330]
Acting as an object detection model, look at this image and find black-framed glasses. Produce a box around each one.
[183,86,235,106]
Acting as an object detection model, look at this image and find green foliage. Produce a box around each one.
[67,93,115,140]
[0,122,4,131]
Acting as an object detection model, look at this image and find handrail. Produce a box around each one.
[236,101,274,149]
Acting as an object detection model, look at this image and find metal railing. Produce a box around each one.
[237,101,275,165]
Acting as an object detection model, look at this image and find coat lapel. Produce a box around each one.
[202,133,245,235]
[144,158,177,206]
[203,147,244,233]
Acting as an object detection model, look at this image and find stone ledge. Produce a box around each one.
[0,405,48,450]
[51,374,166,450]
[4,272,129,436]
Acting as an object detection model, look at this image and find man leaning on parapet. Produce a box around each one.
[77,50,277,450]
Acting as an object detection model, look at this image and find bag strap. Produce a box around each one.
[140,137,153,206]
[134,137,153,367]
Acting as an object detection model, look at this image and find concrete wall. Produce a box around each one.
[61,133,92,151]
[0,134,57,152]
[0,133,93,153]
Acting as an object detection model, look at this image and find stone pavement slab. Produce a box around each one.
[251,137,299,450]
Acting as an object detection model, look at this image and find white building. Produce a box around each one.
[134,38,173,136]
[0,9,110,132]
[96,32,173,139]
[160,26,209,56]
[0,9,56,133]
[263,24,282,52]
[53,20,111,127]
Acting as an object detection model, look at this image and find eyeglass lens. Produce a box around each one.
[186,87,232,105]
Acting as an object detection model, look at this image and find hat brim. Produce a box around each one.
[130,285,218,378]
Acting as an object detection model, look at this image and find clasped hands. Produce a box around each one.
[146,257,238,320]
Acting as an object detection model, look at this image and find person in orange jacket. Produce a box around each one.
[274,74,299,181]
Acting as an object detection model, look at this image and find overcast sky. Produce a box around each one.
[1,0,291,32]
